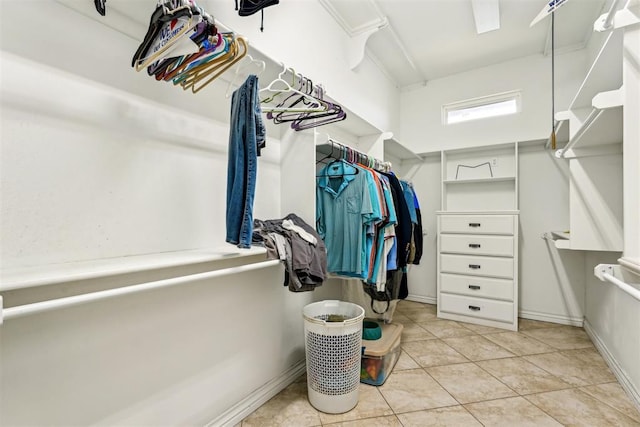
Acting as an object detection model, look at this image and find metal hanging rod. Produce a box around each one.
[594,264,640,302]
[322,137,392,172]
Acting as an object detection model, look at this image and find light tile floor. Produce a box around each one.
[240,301,640,426]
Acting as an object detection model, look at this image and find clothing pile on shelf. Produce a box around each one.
[316,159,423,311]
[252,213,327,292]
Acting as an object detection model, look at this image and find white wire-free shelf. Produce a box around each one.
[550,230,571,249]
[556,88,623,158]
[0,246,268,291]
[443,176,516,185]
[569,30,623,110]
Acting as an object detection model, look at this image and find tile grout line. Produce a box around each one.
[398,307,632,420]
[521,391,570,426]
[574,385,640,422]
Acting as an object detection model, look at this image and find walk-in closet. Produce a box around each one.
[1,0,639,426]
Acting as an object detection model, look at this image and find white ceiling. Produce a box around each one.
[320,0,610,88]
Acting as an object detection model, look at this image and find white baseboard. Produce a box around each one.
[518,310,583,327]
[406,294,436,305]
[206,360,306,427]
[584,320,640,412]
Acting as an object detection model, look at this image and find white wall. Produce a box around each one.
[400,50,587,152]
[206,0,400,135]
[584,253,640,405]
[402,155,441,303]
[518,144,586,324]
[398,42,592,324]
[583,22,640,407]
[403,143,588,325]
[1,0,401,424]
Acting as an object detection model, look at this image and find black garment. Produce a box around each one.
[235,0,279,31]
[399,271,408,300]
[236,0,279,15]
[381,172,412,270]
[413,207,424,265]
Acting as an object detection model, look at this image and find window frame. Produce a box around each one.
[442,90,522,125]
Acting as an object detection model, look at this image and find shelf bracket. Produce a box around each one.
[594,264,615,281]
[346,18,388,70]
[594,264,640,301]
[594,2,640,32]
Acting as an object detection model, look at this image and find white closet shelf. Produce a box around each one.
[0,246,268,292]
[549,231,571,249]
[443,176,516,185]
[557,88,623,158]
[569,30,623,110]
[384,138,423,161]
[436,210,520,215]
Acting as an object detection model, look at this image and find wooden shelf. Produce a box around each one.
[444,177,516,185]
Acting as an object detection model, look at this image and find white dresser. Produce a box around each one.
[437,213,519,330]
[437,143,519,331]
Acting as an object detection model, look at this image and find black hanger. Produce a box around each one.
[316,141,336,164]
[316,159,359,178]
[94,0,106,16]
[131,2,195,68]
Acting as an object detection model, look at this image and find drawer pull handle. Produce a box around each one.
[469,243,481,248]
[469,285,481,290]
[468,305,481,311]
[469,264,481,269]
[469,223,481,227]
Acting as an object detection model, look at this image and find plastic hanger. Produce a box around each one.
[161,31,227,83]
[146,19,217,79]
[225,54,266,98]
[133,2,200,72]
[316,158,359,178]
[181,36,248,93]
[259,65,326,113]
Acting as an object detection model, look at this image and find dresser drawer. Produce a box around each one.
[440,293,514,323]
[440,234,514,257]
[440,273,514,301]
[440,215,515,235]
[440,254,514,279]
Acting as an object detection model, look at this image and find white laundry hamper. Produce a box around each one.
[303,300,365,414]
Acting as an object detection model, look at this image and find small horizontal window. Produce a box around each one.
[443,91,521,125]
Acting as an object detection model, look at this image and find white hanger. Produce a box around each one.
[259,65,327,113]
[224,54,267,99]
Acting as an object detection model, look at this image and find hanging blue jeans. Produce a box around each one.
[226,74,265,248]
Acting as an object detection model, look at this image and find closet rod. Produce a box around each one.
[324,137,392,171]
[555,108,602,158]
[594,264,640,302]
[601,0,624,30]
[0,260,280,324]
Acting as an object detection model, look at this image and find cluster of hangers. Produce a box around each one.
[259,66,347,131]
[128,0,348,131]
[317,138,392,174]
[131,0,255,94]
